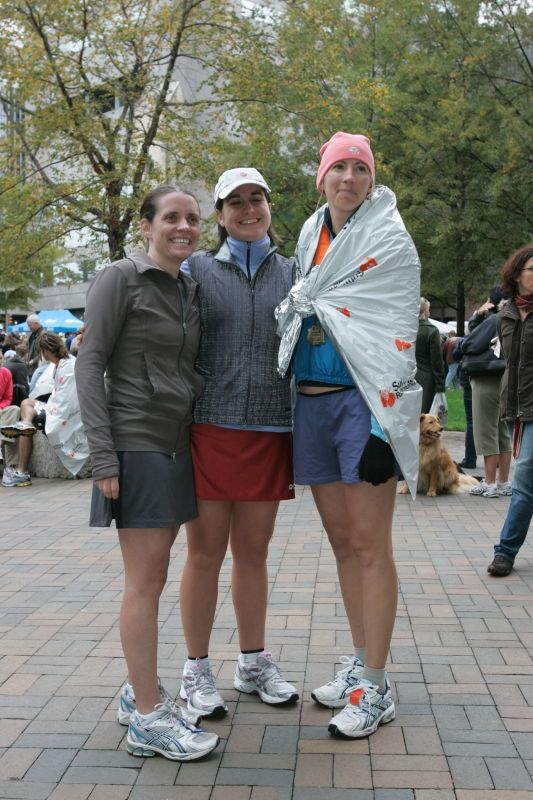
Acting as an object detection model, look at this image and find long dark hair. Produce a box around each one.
[501,245,533,298]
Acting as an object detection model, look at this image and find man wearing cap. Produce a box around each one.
[26,314,43,378]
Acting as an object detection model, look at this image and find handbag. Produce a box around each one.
[429,392,448,427]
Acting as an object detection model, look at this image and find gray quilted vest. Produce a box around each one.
[187,244,293,426]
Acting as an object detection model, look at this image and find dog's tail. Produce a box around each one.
[450,474,479,494]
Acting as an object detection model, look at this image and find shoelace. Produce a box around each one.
[185,664,219,697]
[247,654,289,690]
[327,656,361,687]
[156,702,198,733]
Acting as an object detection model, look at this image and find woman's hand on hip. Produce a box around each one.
[95,476,120,499]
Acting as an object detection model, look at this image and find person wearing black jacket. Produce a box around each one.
[460,287,512,497]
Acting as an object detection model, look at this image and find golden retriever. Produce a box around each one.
[398,414,479,497]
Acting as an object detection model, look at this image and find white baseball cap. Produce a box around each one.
[214,167,270,204]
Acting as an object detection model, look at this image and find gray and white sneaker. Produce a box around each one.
[497,481,512,496]
[328,679,395,738]
[180,660,228,718]
[311,656,364,708]
[0,421,37,438]
[469,479,491,496]
[2,468,31,487]
[127,701,219,760]
[117,681,201,727]
[233,652,299,705]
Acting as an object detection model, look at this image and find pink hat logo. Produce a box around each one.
[347,146,361,154]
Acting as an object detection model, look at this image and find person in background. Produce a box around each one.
[443,332,460,389]
[457,364,477,468]
[75,185,218,762]
[26,314,43,378]
[488,245,533,576]
[460,286,512,497]
[1,332,21,355]
[179,167,297,720]
[415,297,446,413]
[0,352,19,473]
[4,347,29,390]
[0,332,88,487]
[69,326,85,356]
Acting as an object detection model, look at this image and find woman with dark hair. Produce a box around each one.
[75,185,219,761]
[488,244,533,575]
[179,168,297,719]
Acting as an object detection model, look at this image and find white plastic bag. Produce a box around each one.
[429,392,448,427]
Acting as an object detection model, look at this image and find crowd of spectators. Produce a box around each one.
[0,316,87,487]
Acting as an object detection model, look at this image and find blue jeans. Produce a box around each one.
[495,421,533,561]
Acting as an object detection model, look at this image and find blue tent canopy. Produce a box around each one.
[8,309,83,334]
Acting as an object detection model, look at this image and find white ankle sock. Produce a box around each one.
[239,650,265,665]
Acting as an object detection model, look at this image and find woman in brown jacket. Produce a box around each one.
[488,244,533,576]
[76,186,218,762]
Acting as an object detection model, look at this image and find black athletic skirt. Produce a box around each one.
[89,450,197,529]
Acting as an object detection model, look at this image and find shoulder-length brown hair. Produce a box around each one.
[501,244,533,298]
[39,332,69,360]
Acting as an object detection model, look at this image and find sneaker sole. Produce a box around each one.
[311,692,350,709]
[179,688,228,719]
[233,678,299,705]
[126,734,219,761]
[328,705,396,739]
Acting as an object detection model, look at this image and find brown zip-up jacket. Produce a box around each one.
[75,250,204,480]
[498,299,533,422]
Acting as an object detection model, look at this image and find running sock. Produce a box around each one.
[185,656,209,670]
[239,648,265,665]
[354,647,366,664]
[362,666,387,693]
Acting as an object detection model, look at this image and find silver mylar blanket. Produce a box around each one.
[276,185,422,497]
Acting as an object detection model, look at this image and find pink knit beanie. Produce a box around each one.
[316,132,375,193]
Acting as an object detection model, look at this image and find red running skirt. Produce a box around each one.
[190,423,295,501]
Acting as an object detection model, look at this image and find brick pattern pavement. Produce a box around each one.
[0,433,532,798]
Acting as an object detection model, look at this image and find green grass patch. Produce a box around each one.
[445,387,466,432]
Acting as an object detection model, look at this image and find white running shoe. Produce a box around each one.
[233,652,299,705]
[1,468,31,487]
[127,701,219,760]
[497,481,512,496]
[482,482,500,498]
[311,656,364,708]
[179,660,228,718]
[469,479,489,496]
[328,680,395,738]
[117,681,201,727]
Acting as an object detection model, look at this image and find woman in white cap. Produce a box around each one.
[179,168,298,718]
[277,132,420,738]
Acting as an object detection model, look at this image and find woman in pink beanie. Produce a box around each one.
[279,131,421,739]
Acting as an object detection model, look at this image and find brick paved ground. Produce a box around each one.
[0,432,532,799]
